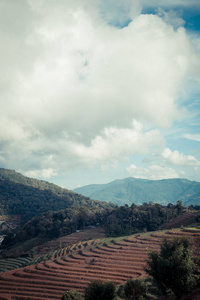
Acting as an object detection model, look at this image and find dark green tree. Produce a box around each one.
[145,237,199,299]
[84,280,117,300]
[61,290,84,300]
[124,278,149,300]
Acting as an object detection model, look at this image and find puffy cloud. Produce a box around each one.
[127,164,179,180]
[24,168,57,179]
[0,0,198,181]
[2,120,163,176]
[72,121,164,163]
[162,148,200,167]
[100,0,141,27]
[0,1,195,135]
[156,9,185,29]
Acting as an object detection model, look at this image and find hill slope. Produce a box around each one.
[74,177,200,206]
[0,228,199,299]
[0,168,114,224]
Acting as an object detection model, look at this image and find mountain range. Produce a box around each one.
[74,177,200,206]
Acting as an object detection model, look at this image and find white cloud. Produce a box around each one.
[141,0,200,8]
[0,2,196,139]
[0,120,164,178]
[100,0,141,27]
[23,168,57,180]
[156,8,185,29]
[184,134,200,142]
[162,148,200,167]
[0,0,199,182]
[127,164,179,180]
[72,120,164,163]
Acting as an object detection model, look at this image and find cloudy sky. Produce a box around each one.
[0,0,200,189]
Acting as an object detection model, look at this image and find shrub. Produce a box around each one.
[61,290,84,300]
[85,280,117,300]
[124,278,149,300]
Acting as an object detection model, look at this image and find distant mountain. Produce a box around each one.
[74,177,200,206]
[0,168,114,224]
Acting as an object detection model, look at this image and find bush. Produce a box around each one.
[61,290,84,300]
[85,280,117,300]
[124,278,149,300]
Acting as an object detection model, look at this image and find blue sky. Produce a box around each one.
[0,0,199,189]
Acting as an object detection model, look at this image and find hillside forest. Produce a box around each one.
[0,168,200,253]
[2,199,195,251]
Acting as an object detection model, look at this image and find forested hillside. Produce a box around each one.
[74,177,200,206]
[2,200,189,252]
[0,168,115,224]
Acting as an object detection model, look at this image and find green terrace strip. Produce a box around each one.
[0,257,33,273]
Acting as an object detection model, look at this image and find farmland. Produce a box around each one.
[0,227,199,300]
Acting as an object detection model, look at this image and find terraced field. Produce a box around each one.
[0,257,33,273]
[32,226,106,256]
[0,228,199,300]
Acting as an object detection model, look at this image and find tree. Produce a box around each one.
[61,290,84,300]
[145,237,199,299]
[175,200,184,214]
[124,278,149,300]
[84,280,117,300]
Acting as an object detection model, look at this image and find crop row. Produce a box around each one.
[0,257,33,273]
[0,229,199,300]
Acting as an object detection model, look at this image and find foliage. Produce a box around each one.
[1,201,187,249]
[117,278,162,300]
[123,278,149,300]
[61,290,84,300]
[145,237,200,299]
[103,201,184,236]
[1,206,109,248]
[84,280,117,300]
[0,168,115,224]
[195,214,200,223]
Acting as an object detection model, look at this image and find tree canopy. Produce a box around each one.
[84,280,117,300]
[145,237,200,299]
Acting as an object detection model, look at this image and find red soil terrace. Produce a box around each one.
[0,228,199,300]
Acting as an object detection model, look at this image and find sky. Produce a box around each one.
[0,0,200,190]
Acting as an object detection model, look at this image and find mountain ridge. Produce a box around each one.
[74,177,200,206]
[0,168,115,224]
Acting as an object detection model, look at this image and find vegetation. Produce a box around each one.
[1,201,185,251]
[59,236,199,300]
[74,177,200,206]
[1,200,187,253]
[104,201,185,236]
[61,290,84,300]
[145,237,200,299]
[117,278,159,300]
[123,278,149,300]
[61,280,117,300]
[0,168,115,224]
[84,280,117,300]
